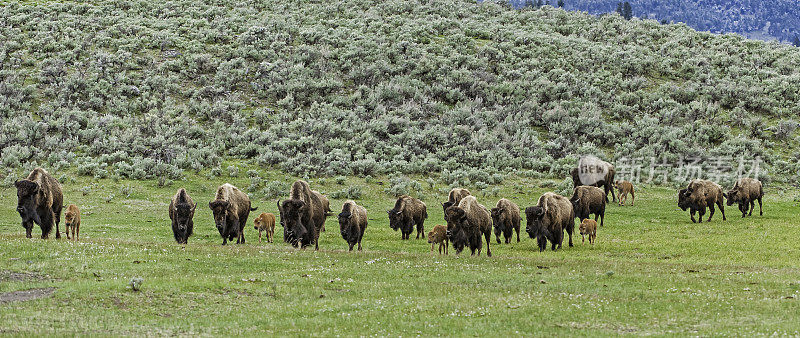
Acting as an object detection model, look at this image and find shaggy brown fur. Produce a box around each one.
[445,196,492,257]
[442,188,471,221]
[253,213,276,243]
[579,219,597,245]
[14,168,63,239]
[525,192,575,252]
[490,198,521,244]
[571,160,617,202]
[678,179,726,223]
[569,186,606,227]
[387,195,428,240]
[278,180,330,250]
[209,184,256,245]
[64,204,81,241]
[169,188,196,244]
[427,224,449,254]
[615,180,635,206]
[338,200,368,251]
[725,178,764,218]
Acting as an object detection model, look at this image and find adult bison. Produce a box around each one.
[278,180,330,250]
[209,183,256,245]
[569,186,606,227]
[678,179,726,223]
[724,178,764,218]
[526,192,575,252]
[441,188,470,221]
[169,188,197,244]
[571,157,616,202]
[338,200,368,251]
[445,195,492,257]
[14,168,63,239]
[490,198,520,244]
[387,195,427,240]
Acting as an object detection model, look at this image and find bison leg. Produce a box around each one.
[566,220,574,248]
[485,230,492,257]
[718,200,726,221]
[348,243,355,251]
[748,199,755,216]
[757,197,763,216]
[54,209,61,239]
[416,220,425,240]
[689,209,697,223]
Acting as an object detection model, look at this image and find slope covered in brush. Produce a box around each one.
[1,0,798,185]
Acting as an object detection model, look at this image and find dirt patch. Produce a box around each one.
[0,287,56,303]
[0,270,45,283]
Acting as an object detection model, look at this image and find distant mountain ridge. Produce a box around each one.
[509,0,800,43]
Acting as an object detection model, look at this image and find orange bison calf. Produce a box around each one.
[579,219,597,245]
[254,213,276,243]
[64,204,81,241]
[427,224,449,254]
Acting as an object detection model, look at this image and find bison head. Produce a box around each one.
[444,206,467,238]
[724,189,739,206]
[386,208,402,231]
[173,202,196,232]
[525,206,545,239]
[677,188,691,211]
[490,207,503,233]
[14,180,42,225]
[279,199,307,246]
[338,211,355,242]
[441,201,454,221]
[209,200,230,236]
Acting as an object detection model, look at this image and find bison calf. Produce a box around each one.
[254,213,276,243]
[338,200,368,251]
[615,180,635,206]
[427,224,449,255]
[64,204,81,241]
[579,219,597,245]
[725,178,763,218]
[490,198,520,244]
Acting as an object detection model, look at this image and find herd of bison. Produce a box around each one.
[11,162,765,255]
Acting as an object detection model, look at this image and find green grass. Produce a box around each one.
[1,169,800,335]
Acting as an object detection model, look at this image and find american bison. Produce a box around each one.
[579,219,597,245]
[678,179,726,223]
[444,195,492,257]
[64,204,81,241]
[387,195,428,240]
[571,158,616,202]
[253,213,276,243]
[442,188,470,221]
[169,188,196,244]
[278,180,330,250]
[427,224,449,254]
[209,184,256,245]
[725,178,764,218]
[490,198,521,244]
[615,180,635,206]
[338,200,367,251]
[525,192,575,252]
[569,186,606,227]
[14,168,63,239]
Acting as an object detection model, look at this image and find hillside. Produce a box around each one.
[1,0,799,188]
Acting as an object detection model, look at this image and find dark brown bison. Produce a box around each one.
[14,168,63,239]
[490,198,520,244]
[209,184,256,245]
[277,180,330,250]
[677,179,726,223]
[571,159,616,202]
[569,186,606,227]
[725,178,764,218]
[525,192,575,252]
[441,188,471,221]
[169,188,197,244]
[387,195,427,240]
[338,200,368,251]
[445,195,492,257]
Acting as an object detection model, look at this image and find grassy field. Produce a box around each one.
[1,169,800,335]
